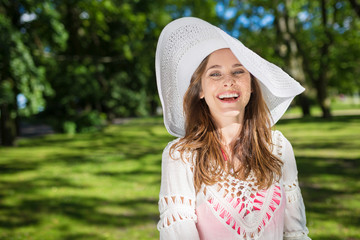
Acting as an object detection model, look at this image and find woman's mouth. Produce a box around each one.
[217,92,240,102]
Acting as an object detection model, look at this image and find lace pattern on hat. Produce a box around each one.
[159,23,223,135]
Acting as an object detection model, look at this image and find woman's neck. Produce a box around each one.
[212,111,244,145]
[218,122,242,146]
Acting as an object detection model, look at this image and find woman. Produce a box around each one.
[156,17,310,240]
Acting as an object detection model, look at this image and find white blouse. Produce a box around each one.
[158,130,311,240]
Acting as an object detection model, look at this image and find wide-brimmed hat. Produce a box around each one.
[156,17,304,137]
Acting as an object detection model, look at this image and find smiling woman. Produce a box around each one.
[199,49,252,123]
[155,17,310,240]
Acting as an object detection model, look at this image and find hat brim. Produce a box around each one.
[156,17,304,137]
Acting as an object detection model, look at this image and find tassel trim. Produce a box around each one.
[158,195,197,230]
[284,228,311,240]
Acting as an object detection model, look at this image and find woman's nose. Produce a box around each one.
[223,74,235,87]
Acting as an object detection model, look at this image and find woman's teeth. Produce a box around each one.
[218,93,239,100]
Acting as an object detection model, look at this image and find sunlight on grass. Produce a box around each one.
[276,115,360,240]
[0,115,359,240]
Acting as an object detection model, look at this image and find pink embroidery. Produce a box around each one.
[206,183,282,238]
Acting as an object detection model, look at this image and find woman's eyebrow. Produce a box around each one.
[206,63,243,72]
[207,65,221,71]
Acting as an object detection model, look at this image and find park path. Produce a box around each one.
[19,122,55,138]
[18,118,134,138]
[18,109,360,138]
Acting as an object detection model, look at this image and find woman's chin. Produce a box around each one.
[212,109,243,119]
[222,111,242,117]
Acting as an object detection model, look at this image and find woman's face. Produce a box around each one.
[200,48,252,121]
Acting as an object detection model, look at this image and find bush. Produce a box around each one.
[62,121,76,135]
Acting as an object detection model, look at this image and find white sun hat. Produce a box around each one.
[156,17,305,137]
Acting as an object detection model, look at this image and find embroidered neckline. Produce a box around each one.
[199,132,285,239]
[201,175,283,239]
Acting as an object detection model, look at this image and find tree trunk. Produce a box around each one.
[0,1,21,145]
[274,0,311,117]
[298,95,311,116]
[317,0,332,118]
[315,77,331,118]
[0,103,16,146]
[288,41,311,117]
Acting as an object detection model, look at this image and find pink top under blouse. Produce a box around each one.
[158,131,310,240]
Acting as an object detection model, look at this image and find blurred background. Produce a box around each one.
[0,0,359,239]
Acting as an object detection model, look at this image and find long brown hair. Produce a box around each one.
[170,54,283,192]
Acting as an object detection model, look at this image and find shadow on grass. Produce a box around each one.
[0,195,158,235]
[294,142,359,150]
[62,233,107,240]
[0,118,170,238]
[0,176,84,194]
[278,115,360,239]
[278,114,360,125]
[97,168,161,179]
[1,115,360,239]
[296,155,360,231]
[0,160,40,174]
[297,156,360,182]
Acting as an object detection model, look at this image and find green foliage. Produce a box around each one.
[0,12,53,115]
[37,0,168,131]
[329,19,360,94]
[0,115,360,239]
[76,110,107,133]
[9,36,48,115]
[33,0,220,132]
[0,0,71,145]
[62,121,76,135]
[41,1,69,51]
[0,80,14,105]
[1,0,359,143]
[289,0,360,95]
[220,0,360,115]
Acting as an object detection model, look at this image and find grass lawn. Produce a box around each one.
[0,114,359,240]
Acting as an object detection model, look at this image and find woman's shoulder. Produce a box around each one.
[162,138,181,159]
[162,138,195,165]
[271,130,291,148]
[271,130,283,153]
[271,130,293,159]
[271,129,285,141]
[271,130,298,181]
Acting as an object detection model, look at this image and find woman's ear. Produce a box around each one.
[199,83,204,99]
[199,91,204,99]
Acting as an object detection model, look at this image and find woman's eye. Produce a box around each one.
[233,70,244,75]
[210,72,221,77]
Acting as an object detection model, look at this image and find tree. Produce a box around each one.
[217,0,360,118]
[1,0,221,143]
[215,0,312,117]
[291,0,360,117]
[273,0,312,116]
[0,0,60,145]
[2,0,358,146]
[40,0,220,132]
[41,0,172,131]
